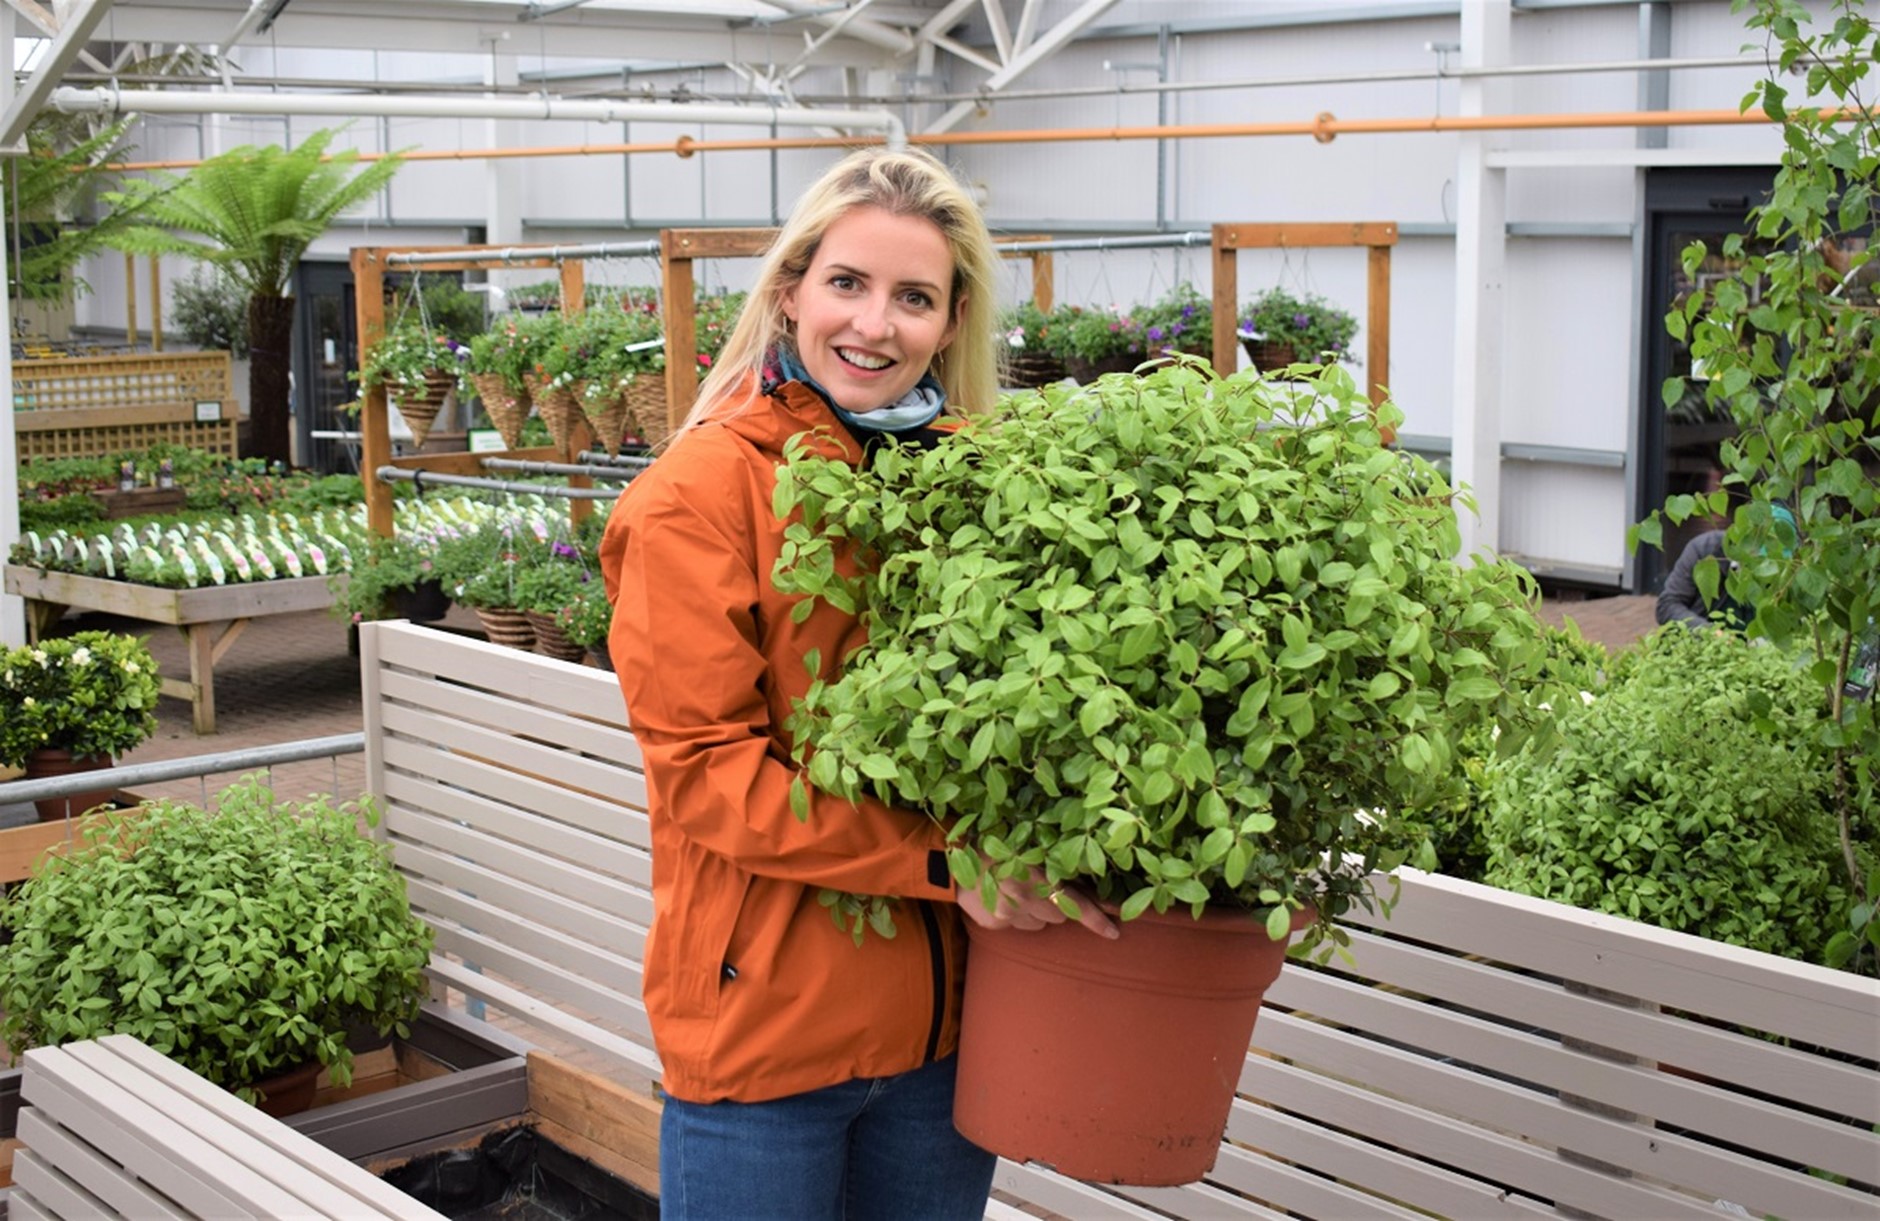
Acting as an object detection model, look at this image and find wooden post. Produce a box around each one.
[660,230,698,437]
[124,253,137,349]
[353,247,394,539]
[1211,225,1239,378]
[1032,250,1054,312]
[148,255,163,352]
[559,259,594,527]
[1367,243,1393,441]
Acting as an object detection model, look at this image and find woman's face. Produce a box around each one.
[782,205,961,413]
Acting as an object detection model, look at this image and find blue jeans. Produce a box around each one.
[658,1056,995,1220]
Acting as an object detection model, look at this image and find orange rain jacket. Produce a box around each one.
[598,376,966,1105]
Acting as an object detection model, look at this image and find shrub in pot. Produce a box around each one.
[0,776,434,1108]
[0,631,162,820]
[773,359,1546,1181]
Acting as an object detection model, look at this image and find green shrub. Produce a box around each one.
[0,778,433,1099]
[1482,626,1868,963]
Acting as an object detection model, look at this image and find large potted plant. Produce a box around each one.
[0,776,434,1114]
[773,360,1545,1183]
[0,631,162,821]
[1236,286,1358,372]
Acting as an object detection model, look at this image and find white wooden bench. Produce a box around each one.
[352,621,1880,1220]
[10,1035,443,1220]
[13,621,1873,1219]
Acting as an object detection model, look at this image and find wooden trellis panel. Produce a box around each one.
[13,352,238,460]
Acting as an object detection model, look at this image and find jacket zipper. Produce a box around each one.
[918,900,946,1064]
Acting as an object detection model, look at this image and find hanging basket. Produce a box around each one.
[1004,350,1068,389]
[523,372,582,454]
[952,903,1307,1186]
[1062,352,1143,384]
[1241,339,1299,374]
[573,379,634,458]
[470,372,532,450]
[474,606,536,651]
[623,373,672,448]
[390,372,456,449]
[524,610,589,664]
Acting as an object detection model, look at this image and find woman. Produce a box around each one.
[599,147,1114,1220]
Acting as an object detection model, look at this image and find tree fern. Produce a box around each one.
[2,119,141,302]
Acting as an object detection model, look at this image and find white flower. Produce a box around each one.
[22,697,34,708]
[1579,690,1596,706]
[124,661,141,674]
[70,647,92,666]
[31,649,48,667]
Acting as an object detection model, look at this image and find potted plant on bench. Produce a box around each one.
[0,775,434,1115]
[0,631,162,821]
[773,360,1546,1184]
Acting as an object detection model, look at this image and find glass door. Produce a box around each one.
[293,260,361,475]
[1636,167,1775,592]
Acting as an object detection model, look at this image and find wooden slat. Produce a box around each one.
[383,768,650,885]
[21,1046,313,1218]
[426,958,662,1077]
[405,869,645,963]
[0,568,334,625]
[1269,963,1877,1181]
[379,705,644,820]
[92,1035,445,1221]
[408,877,646,989]
[6,1189,57,1221]
[15,1110,190,1220]
[372,622,629,727]
[1238,1055,1718,1220]
[990,1162,1177,1220]
[378,664,642,768]
[390,838,653,941]
[526,1051,661,1197]
[427,919,653,1043]
[1252,1012,1870,1221]
[377,678,644,799]
[1214,222,1398,248]
[1222,1104,1557,1219]
[662,227,777,259]
[375,722,631,822]
[1174,1140,1424,1220]
[1300,922,1880,1125]
[1113,1176,1316,1220]
[1346,870,1880,1057]
[11,1147,118,1220]
[386,806,651,926]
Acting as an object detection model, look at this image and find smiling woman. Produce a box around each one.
[596,147,1059,1221]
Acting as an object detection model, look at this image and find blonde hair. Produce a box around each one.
[679,146,1001,435]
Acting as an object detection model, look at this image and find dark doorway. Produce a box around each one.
[293,259,361,475]
[1635,166,1776,592]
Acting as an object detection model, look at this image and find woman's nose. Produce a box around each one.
[853,294,893,339]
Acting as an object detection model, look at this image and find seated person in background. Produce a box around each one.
[1655,504,1797,631]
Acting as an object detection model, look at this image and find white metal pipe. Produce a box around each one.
[385,239,662,268]
[48,86,908,149]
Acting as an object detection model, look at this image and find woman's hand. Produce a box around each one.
[955,865,1119,939]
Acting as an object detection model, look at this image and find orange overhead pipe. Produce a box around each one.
[100,106,1851,173]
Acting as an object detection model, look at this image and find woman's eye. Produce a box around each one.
[830,274,857,291]
[903,291,934,309]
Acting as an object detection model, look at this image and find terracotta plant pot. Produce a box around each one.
[474,606,536,652]
[952,903,1307,1186]
[251,1059,322,1117]
[524,611,589,664]
[22,747,117,823]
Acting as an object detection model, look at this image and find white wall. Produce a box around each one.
[66,0,1829,588]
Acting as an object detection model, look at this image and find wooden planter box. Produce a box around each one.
[87,485,189,520]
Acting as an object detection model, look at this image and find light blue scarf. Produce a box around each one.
[774,345,946,433]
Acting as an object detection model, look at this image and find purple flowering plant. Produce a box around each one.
[1237,287,1358,363]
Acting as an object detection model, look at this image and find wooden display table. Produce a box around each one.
[2,566,336,734]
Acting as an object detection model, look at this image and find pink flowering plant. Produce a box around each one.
[1237,288,1358,363]
[0,631,162,768]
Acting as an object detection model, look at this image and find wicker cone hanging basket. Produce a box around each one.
[524,610,589,664]
[390,372,456,449]
[522,372,580,453]
[623,373,672,448]
[574,379,633,458]
[1241,339,1298,374]
[470,372,532,449]
[474,606,535,651]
